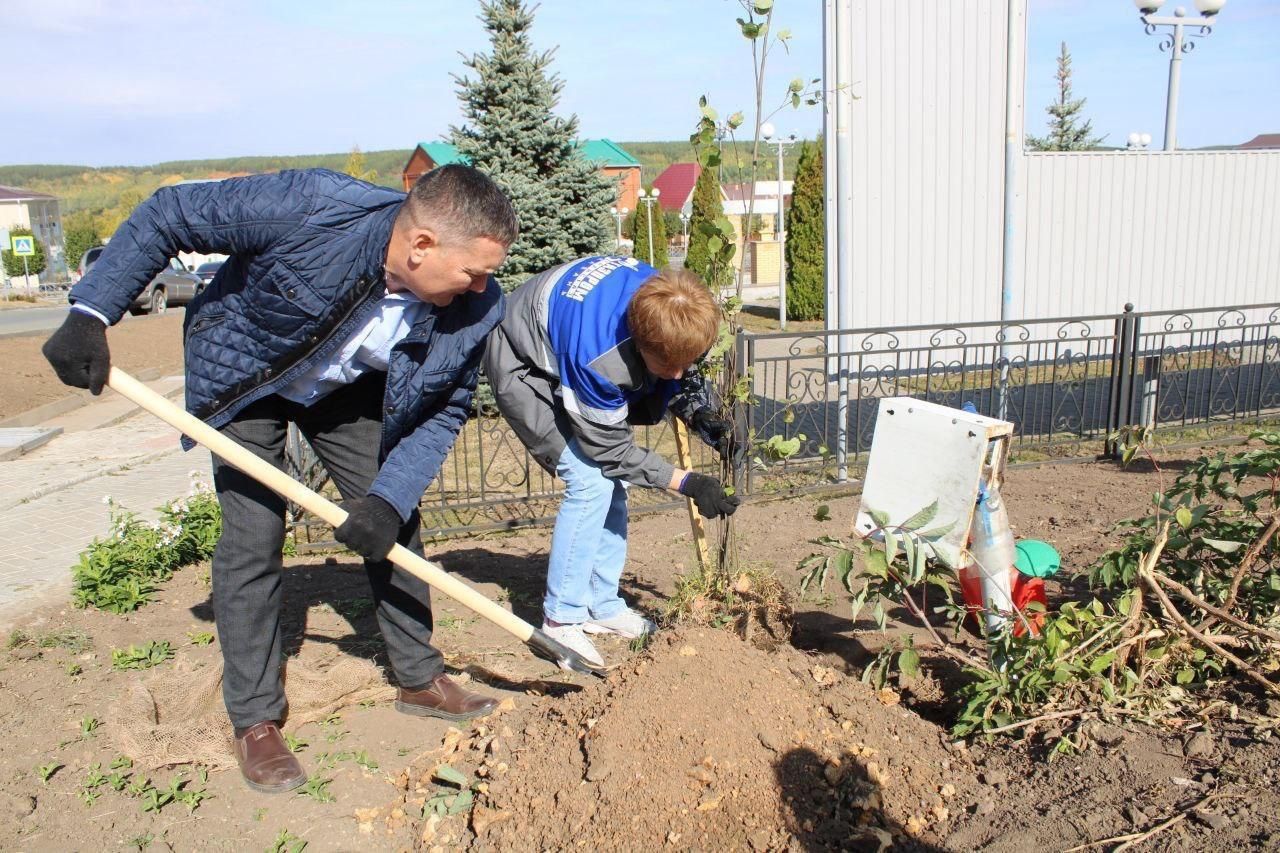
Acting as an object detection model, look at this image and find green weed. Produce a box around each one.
[111,640,174,671]
[296,775,334,804]
[72,484,221,613]
[267,828,307,853]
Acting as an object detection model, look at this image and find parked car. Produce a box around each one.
[129,257,203,316]
[71,246,105,284]
[70,249,201,315]
[194,260,223,287]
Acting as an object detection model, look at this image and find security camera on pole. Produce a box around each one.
[1133,0,1226,151]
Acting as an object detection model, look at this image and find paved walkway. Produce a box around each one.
[0,388,212,618]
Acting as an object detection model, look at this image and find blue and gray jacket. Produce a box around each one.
[483,256,710,488]
[68,169,503,521]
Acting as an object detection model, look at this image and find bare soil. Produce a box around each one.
[1,446,1277,850]
[0,313,187,420]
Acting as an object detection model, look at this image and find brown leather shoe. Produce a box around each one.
[396,673,498,722]
[232,721,307,793]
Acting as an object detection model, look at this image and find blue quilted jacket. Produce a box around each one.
[69,169,504,520]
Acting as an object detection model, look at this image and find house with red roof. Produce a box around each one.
[1238,134,1280,150]
[401,139,642,209]
[651,163,702,214]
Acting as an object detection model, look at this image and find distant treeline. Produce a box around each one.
[0,139,812,226]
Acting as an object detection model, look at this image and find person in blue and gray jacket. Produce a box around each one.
[42,165,516,794]
[484,257,740,667]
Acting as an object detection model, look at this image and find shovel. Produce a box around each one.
[672,418,711,572]
[107,367,608,678]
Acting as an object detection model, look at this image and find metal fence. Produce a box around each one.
[289,301,1280,543]
[744,302,1280,484]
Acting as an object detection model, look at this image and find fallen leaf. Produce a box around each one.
[419,814,441,844]
[471,805,511,836]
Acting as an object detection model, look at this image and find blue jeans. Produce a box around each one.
[544,440,629,624]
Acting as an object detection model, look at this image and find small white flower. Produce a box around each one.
[101,495,113,505]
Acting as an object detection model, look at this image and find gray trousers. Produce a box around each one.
[210,373,441,729]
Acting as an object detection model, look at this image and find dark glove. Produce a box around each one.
[689,407,743,465]
[335,495,402,561]
[678,472,741,519]
[42,310,111,395]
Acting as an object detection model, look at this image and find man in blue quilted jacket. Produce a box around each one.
[42,165,516,793]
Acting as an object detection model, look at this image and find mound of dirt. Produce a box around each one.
[467,629,976,850]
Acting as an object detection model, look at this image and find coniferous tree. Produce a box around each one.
[342,146,378,182]
[1026,42,1105,151]
[684,163,731,289]
[631,189,669,270]
[784,141,824,321]
[451,0,614,289]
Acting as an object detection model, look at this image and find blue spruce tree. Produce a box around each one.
[451,0,615,289]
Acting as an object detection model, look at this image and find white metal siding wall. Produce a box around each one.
[837,0,1276,331]
[1016,151,1280,317]
[847,0,1010,329]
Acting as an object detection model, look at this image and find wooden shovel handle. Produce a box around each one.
[673,417,711,572]
[107,367,536,642]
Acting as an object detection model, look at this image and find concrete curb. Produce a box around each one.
[0,367,167,429]
[0,445,183,512]
[0,427,64,462]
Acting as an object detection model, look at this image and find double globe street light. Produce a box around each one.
[609,205,628,254]
[1133,0,1226,151]
[760,122,797,330]
[636,187,661,268]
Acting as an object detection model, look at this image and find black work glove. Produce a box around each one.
[335,495,402,561]
[678,472,741,519]
[689,407,742,464]
[42,310,111,395]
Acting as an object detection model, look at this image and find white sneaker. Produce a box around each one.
[582,608,657,639]
[540,621,604,669]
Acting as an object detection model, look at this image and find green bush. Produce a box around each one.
[73,481,222,613]
[2,227,47,278]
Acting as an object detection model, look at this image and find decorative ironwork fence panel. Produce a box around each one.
[288,302,1279,542]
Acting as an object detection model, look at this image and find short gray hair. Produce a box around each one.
[399,164,519,246]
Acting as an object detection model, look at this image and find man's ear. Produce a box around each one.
[407,227,439,264]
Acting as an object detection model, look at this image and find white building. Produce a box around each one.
[825,0,1279,330]
[0,185,64,284]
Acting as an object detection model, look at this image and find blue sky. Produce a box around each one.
[5,0,1277,167]
[1025,0,1279,148]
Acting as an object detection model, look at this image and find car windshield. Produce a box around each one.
[196,263,222,273]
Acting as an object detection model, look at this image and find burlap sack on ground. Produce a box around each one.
[107,647,395,769]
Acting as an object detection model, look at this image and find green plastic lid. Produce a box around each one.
[1014,540,1061,579]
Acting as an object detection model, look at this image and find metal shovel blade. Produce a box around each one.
[526,629,610,677]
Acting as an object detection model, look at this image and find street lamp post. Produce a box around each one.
[637,188,660,267]
[679,211,691,251]
[610,206,628,254]
[1134,0,1226,151]
[760,123,797,330]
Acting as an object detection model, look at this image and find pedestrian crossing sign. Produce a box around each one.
[11,236,34,257]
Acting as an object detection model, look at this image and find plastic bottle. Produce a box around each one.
[968,481,1017,632]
